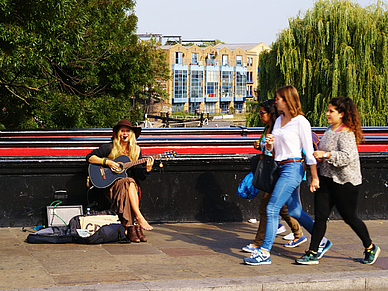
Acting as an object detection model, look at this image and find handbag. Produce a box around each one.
[236,172,259,199]
[252,154,279,193]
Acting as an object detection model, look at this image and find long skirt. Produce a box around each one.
[107,177,141,227]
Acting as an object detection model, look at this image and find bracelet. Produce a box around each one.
[102,158,106,165]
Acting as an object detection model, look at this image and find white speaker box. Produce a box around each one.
[46,205,83,227]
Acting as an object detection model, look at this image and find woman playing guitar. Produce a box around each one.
[86,120,154,242]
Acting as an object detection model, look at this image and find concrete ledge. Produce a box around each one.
[1,153,388,227]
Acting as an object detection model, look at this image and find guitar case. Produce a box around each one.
[27,210,128,244]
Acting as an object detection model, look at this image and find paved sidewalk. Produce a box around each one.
[0,220,387,290]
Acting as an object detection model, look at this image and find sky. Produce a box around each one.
[135,0,379,46]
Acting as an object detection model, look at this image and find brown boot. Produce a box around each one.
[127,225,140,243]
[135,224,147,242]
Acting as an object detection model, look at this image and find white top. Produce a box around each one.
[271,115,316,165]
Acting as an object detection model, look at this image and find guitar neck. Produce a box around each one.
[122,154,161,170]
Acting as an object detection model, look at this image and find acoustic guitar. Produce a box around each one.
[88,150,177,188]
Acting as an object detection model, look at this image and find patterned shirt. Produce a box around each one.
[318,126,362,186]
[260,134,273,156]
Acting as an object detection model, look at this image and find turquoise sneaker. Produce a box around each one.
[317,239,332,259]
[295,251,319,265]
[244,249,271,265]
[362,244,380,265]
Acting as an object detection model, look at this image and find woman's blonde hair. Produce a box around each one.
[108,127,138,161]
[276,85,304,117]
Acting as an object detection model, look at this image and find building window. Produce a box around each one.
[206,53,215,65]
[175,52,183,64]
[205,103,215,114]
[247,72,253,83]
[190,70,203,99]
[189,103,200,114]
[221,71,233,97]
[234,102,243,113]
[172,104,184,112]
[220,102,230,113]
[206,70,219,97]
[191,53,198,65]
[247,85,253,97]
[235,71,247,97]
[174,69,187,99]
[236,55,243,66]
[222,54,229,66]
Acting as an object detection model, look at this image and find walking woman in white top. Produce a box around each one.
[244,85,332,265]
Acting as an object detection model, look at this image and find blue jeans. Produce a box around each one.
[261,161,314,252]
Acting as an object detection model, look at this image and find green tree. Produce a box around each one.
[0,0,169,129]
[257,0,388,127]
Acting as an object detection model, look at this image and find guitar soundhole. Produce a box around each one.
[114,163,125,173]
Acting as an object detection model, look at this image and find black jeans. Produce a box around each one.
[310,175,372,252]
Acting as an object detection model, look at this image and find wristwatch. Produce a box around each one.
[323,151,328,158]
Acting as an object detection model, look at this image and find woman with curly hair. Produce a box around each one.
[296,97,380,265]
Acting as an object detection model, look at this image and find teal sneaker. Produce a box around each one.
[295,251,319,265]
[362,244,380,265]
[317,239,332,259]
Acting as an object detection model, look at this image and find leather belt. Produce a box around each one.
[278,159,302,165]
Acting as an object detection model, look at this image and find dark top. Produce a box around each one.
[86,142,148,183]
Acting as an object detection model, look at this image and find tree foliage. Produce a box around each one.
[257,0,388,127]
[0,0,169,129]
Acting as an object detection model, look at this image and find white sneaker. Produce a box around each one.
[276,224,286,234]
[283,232,295,240]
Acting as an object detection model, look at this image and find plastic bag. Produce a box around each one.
[237,172,259,199]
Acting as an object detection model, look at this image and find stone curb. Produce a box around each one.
[7,270,388,291]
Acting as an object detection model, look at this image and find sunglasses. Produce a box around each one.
[259,111,268,115]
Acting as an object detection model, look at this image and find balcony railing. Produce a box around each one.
[171,58,247,67]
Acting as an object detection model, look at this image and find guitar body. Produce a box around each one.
[88,150,177,189]
[89,155,131,189]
